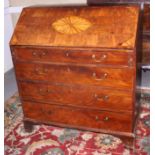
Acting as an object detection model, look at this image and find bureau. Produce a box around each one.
[10,6,141,147]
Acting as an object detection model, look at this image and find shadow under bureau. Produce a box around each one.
[10,5,141,147]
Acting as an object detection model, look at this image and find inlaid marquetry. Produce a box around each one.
[52,16,92,34]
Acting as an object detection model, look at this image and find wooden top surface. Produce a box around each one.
[10,6,140,49]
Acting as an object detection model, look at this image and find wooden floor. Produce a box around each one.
[4,68,150,102]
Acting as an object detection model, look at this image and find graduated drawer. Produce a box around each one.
[15,62,134,89]
[19,81,133,112]
[23,101,133,133]
[11,47,134,67]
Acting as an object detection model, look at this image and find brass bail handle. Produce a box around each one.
[38,88,52,96]
[95,116,109,121]
[32,51,47,58]
[35,67,48,75]
[94,94,109,101]
[93,72,108,81]
[92,54,107,62]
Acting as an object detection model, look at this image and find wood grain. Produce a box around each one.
[12,46,135,66]
[23,101,133,133]
[15,62,135,89]
[10,6,139,49]
[19,81,133,112]
[10,5,140,148]
[52,16,92,35]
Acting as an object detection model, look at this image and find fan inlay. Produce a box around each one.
[52,16,92,35]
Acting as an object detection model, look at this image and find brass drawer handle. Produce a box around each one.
[67,67,71,72]
[35,68,48,75]
[42,52,47,56]
[95,116,99,121]
[38,88,52,95]
[94,94,109,101]
[65,51,70,57]
[32,51,37,56]
[92,54,107,62]
[95,116,109,121]
[104,117,109,121]
[93,72,108,81]
[32,51,47,58]
[128,57,133,67]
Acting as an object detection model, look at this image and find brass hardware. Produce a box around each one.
[95,116,109,121]
[67,67,71,72]
[43,68,48,73]
[39,88,43,92]
[95,116,99,120]
[35,68,48,75]
[104,117,109,121]
[32,52,37,56]
[94,94,109,101]
[92,54,107,62]
[128,57,133,66]
[65,52,69,57]
[42,52,46,56]
[104,95,109,101]
[39,88,51,95]
[93,72,108,81]
[32,51,47,57]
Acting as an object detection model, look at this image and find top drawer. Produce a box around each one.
[11,47,135,67]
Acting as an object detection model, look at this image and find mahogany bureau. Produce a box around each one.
[10,6,141,147]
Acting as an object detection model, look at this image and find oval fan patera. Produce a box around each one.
[52,16,92,35]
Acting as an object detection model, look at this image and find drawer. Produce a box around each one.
[19,81,133,111]
[15,62,134,89]
[11,47,134,66]
[23,101,133,132]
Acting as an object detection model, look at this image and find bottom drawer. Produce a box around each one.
[23,101,133,133]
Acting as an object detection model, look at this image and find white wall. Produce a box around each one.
[9,0,86,6]
[4,0,13,73]
[4,0,87,73]
[10,0,87,27]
